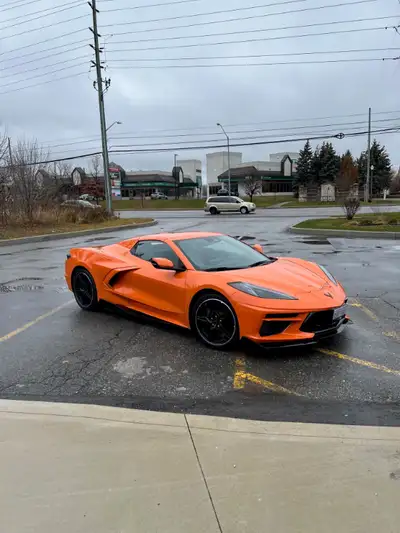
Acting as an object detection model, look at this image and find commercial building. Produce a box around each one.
[208,152,298,197]
[206,151,243,184]
[177,159,202,193]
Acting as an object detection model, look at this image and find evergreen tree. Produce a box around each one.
[318,142,340,183]
[294,139,313,186]
[357,140,392,194]
[310,145,321,183]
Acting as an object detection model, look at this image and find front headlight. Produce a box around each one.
[228,281,297,300]
[318,265,338,285]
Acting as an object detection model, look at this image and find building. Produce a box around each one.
[177,159,202,194]
[269,152,300,164]
[206,151,242,184]
[208,154,294,196]
[120,170,196,198]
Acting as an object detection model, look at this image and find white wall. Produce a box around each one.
[206,151,242,183]
[177,159,202,186]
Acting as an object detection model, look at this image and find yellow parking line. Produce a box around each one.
[0,300,74,344]
[233,357,301,395]
[349,300,378,322]
[383,331,400,341]
[318,348,400,377]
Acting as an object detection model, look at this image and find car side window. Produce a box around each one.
[131,240,181,268]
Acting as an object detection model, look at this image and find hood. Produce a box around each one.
[224,258,329,297]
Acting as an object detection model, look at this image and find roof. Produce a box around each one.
[123,171,196,185]
[218,166,282,179]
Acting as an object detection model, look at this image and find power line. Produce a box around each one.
[111,57,396,69]
[101,0,376,30]
[0,42,88,68]
[103,0,304,31]
[1,14,88,40]
[102,0,296,12]
[36,108,400,146]
[108,46,400,63]
[110,14,399,41]
[0,69,87,95]
[0,55,89,79]
[0,0,82,28]
[0,0,48,14]
[9,126,399,167]
[109,25,391,52]
[0,28,86,58]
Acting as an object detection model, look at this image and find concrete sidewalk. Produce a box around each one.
[1,401,399,533]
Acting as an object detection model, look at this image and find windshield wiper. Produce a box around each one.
[204,266,246,272]
[248,260,273,268]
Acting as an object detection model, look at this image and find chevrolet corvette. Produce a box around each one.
[65,231,349,350]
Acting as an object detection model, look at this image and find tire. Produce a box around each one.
[72,267,101,311]
[240,206,248,214]
[209,206,218,215]
[190,292,239,350]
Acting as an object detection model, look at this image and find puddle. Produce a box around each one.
[85,236,113,243]
[0,284,44,293]
[312,251,341,255]
[302,239,330,245]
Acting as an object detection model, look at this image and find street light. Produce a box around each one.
[106,120,122,132]
[217,122,231,195]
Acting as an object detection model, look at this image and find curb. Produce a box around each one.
[0,220,158,247]
[289,226,400,240]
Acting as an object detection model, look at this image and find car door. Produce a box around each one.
[111,240,188,325]
[218,196,231,212]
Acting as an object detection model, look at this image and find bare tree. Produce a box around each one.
[244,175,261,201]
[90,154,102,181]
[0,132,10,227]
[10,139,50,223]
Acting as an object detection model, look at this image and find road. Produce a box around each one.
[1,208,400,426]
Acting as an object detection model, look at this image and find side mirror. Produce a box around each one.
[252,244,263,253]
[151,257,175,270]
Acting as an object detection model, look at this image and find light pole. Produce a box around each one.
[106,120,122,132]
[217,122,231,195]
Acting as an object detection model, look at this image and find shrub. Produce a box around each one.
[343,197,360,220]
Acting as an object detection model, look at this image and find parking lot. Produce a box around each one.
[1,209,400,426]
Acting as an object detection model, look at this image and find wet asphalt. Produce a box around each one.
[0,208,399,426]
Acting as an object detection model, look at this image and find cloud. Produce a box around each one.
[1,0,399,175]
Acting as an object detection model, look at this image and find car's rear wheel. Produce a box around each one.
[72,267,100,311]
[191,293,239,350]
[209,206,218,215]
[240,206,248,214]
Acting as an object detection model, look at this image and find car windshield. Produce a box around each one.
[174,235,274,271]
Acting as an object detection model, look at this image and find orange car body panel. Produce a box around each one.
[65,231,347,344]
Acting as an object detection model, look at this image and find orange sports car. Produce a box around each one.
[65,231,349,350]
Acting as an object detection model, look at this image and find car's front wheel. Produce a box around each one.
[72,267,101,311]
[191,292,239,350]
[209,206,218,215]
[240,206,248,214]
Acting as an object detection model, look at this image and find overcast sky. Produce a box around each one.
[0,0,399,178]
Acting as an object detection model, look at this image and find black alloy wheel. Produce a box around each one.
[72,268,100,311]
[192,293,239,349]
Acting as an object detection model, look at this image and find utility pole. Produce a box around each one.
[7,137,12,166]
[365,107,372,203]
[217,123,231,195]
[89,0,112,214]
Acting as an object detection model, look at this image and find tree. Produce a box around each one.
[310,145,322,183]
[390,167,400,194]
[10,139,50,223]
[357,140,392,195]
[336,152,359,192]
[243,174,261,201]
[295,139,313,186]
[318,142,340,183]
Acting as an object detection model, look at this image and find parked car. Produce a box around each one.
[150,192,168,200]
[79,194,97,202]
[61,200,100,210]
[204,195,256,215]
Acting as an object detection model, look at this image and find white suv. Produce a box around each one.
[204,195,256,215]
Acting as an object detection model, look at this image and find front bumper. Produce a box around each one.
[233,297,349,347]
